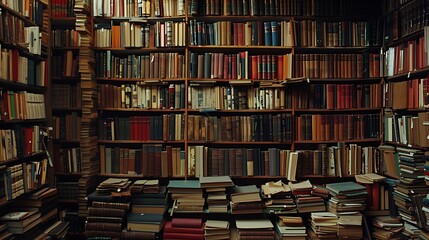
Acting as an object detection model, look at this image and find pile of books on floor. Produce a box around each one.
[290,180,325,213]
[163,218,204,240]
[200,176,234,213]
[274,216,307,240]
[326,181,368,239]
[308,212,338,239]
[235,218,275,240]
[204,220,230,240]
[168,179,204,213]
[261,180,296,214]
[85,178,131,239]
[125,179,165,239]
[372,215,403,239]
[230,184,263,214]
[0,187,59,239]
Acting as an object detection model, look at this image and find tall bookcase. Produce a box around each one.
[92,0,384,183]
[382,0,429,237]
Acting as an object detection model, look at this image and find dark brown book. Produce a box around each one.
[87,207,126,218]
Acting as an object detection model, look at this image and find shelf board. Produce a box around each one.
[189,15,294,21]
[0,78,46,93]
[99,108,185,113]
[0,40,47,61]
[385,141,429,151]
[187,109,292,113]
[385,67,429,82]
[0,118,48,125]
[387,27,424,47]
[97,77,185,82]
[93,47,186,53]
[187,77,382,84]
[50,17,76,27]
[52,107,82,112]
[0,151,47,167]
[187,141,293,145]
[389,108,429,113]
[52,46,81,51]
[55,172,82,177]
[295,108,382,113]
[93,16,185,22]
[294,46,381,53]
[98,140,185,144]
[0,183,49,208]
[294,138,381,144]
[188,45,293,51]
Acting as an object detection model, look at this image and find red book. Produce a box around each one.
[277,55,283,80]
[223,54,229,79]
[171,218,202,228]
[372,182,380,210]
[25,127,33,155]
[145,116,150,140]
[251,56,258,80]
[164,221,204,234]
[231,55,237,79]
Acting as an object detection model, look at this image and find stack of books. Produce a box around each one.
[0,211,41,235]
[11,187,58,232]
[392,148,429,236]
[125,180,166,238]
[163,218,204,240]
[85,178,131,239]
[372,215,403,239]
[326,181,368,213]
[423,194,429,230]
[168,180,204,213]
[289,180,325,213]
[204,220,230,240]
[200,176,234,213]
[355,173,388,215]
[308,212,338,239]
[0,224,12,239]
[274,216,307,240]
[235,218,275,240]
[230,185,263,214]
[326,181,367,239]
[261,180,296,214]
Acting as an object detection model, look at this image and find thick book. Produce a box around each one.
[164,221,204,234]
[171,218,203,228]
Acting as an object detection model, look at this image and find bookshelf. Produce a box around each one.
[381,0,429,238]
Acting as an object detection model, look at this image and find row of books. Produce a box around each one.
[294,20,382,47]
[397,0,429,39]
[51,0,75,18]
[294,83,382,109]
[51,83,81,108]
[0,0,45,25]
[188,85,293,110]
[385,27,429,77]
[98,114,185,141]
[51,51,79,78]
[0,159,48,203]
[296,113,380,141]
[52,113,81,140]
[187,114,293,142]
[189,19,381,47]
[99,145,185,177]
[294,53,381,79]
[188,52,293,80]
[0,91,46,120]
[53,146,81,175]
[93,0,185,17]
[95,51,186,79]
[51,29,81,48]
[0,49,47,86]
[0,125,41,161]
[385,78,429,110]
[384,111,429,148]
[189,20,293,47]
[297,144,381,178]
[188,0,379,17]
[98,83,186,109]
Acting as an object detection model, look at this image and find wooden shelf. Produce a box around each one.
[385,141,429,151]
[0,183,49,208]
[99,108,185,113]
[93,16,185,22]
[188,45,293,52]
[0,40,47,61]
[98,140,185,144]
[187,109,293,113]
[294,46,381,53]
[93,47,186,53]
[0,151,47,167]
[52,107,82,112]
[295,108,382,113]
[97,77,185,83]
[0,78,46,93]
[52,46,81,51]
[294,138,381,144]
[0,118,48,125]
[189,15,294,21]
[389,108,429,113]
[386,26,424,47]
[187,77,382,84]
[385,67,429,82]
[51,17,76,27]
[187,141,293,145]
[0,3,38,26]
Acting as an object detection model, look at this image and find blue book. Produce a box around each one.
[271,21,279,46]
[127,212,163,223]
[168,180,200,189]
[326,181,367,196]
[264,22,272,46]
